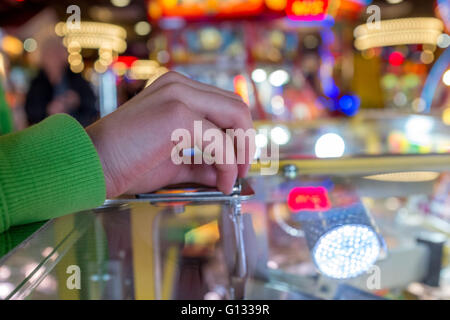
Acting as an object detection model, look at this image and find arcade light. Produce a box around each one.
[296,203,384,279]
[269,69,290,87]
[255,132,269,148]
[313,225,381,279]
[314,133,345,158]
[55,21,127,74]
[443,69,450,86]
[338,95,360,116]
[270,126,291,145]
[251,69,267,83]
[111,0,130,7]
[354,18,444,51]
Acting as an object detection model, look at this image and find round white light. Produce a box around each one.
[251,69,267,83]
[271,95,285,115]
[255,133,269,148]
[437,34,450,49]
[313,224,381,279]
[405,116,434,144]
[23,38,37,53]
[443,69,450,87]
[393,92,407,107]
[134,21,151,36]
[111,0,130,7]
[314,133,345,158]
[270,126,290,145]
[269,69,289,87]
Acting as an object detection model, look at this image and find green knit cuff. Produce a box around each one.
[0,114,106,233]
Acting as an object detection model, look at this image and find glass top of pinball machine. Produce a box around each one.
[1,153,450,300]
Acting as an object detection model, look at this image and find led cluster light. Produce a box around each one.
[313,225,381,279]
[296,202,384,279]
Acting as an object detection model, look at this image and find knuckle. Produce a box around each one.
[232,101,252,121]
[165,82,186,95]
[232,92,244,100]
[161,71,179,81]
[167,101,188,116]
[234,100,249,111]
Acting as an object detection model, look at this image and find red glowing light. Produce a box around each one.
[389,51,405,66]
[286,0,329,21]
[115,56,138,68]
[287,187,331,212]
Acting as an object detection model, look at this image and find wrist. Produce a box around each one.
[85,124,117,198]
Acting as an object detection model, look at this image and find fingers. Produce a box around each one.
[151,79,254,178]
[146,71,243,103]
[125,160,218,195]
[171,103,239,194]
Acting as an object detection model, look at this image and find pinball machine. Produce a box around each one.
[1,0,450,300]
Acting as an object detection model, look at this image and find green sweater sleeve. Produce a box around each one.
[0,82,14,135]
[0,114,106,233]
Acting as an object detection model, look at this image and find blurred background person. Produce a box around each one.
[24,37,98,127]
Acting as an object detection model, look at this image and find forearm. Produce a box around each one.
[0,114,106,233]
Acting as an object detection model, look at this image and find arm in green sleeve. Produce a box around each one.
[0,114,106,233]
[0,82,14,135]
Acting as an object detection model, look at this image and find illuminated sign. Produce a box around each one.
[286,0,329,21]
[151,0,265,19]
[287,186,331,212]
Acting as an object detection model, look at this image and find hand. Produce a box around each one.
[63,90,80,111]
[47,91,80,115]
[86,71,254,198]
[47,97,66,115]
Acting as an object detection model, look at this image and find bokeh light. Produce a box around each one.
[315,133,345,158]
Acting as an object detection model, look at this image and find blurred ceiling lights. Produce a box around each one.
[128,59,161,80]
[55,21,127,74]
[55,21,127,53]
[354,18,444,50]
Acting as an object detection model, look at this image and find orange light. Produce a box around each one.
[1,35,23,56]
[154,0,264,19]
[233,75,250,105]
[148,1,163,20]
[265,0,287,11]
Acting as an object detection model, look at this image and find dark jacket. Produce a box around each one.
[25,67,98,127]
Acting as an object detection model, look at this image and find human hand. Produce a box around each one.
[63,90,80,111]
[86,71,254,198]
[47,91,80,115]
[47,97,66,115]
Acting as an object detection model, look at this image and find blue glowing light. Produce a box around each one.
[313,224,381,279]
[339,95,361,116]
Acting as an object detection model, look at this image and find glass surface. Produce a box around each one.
[1,157,450,300]
[255,114,450,158]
